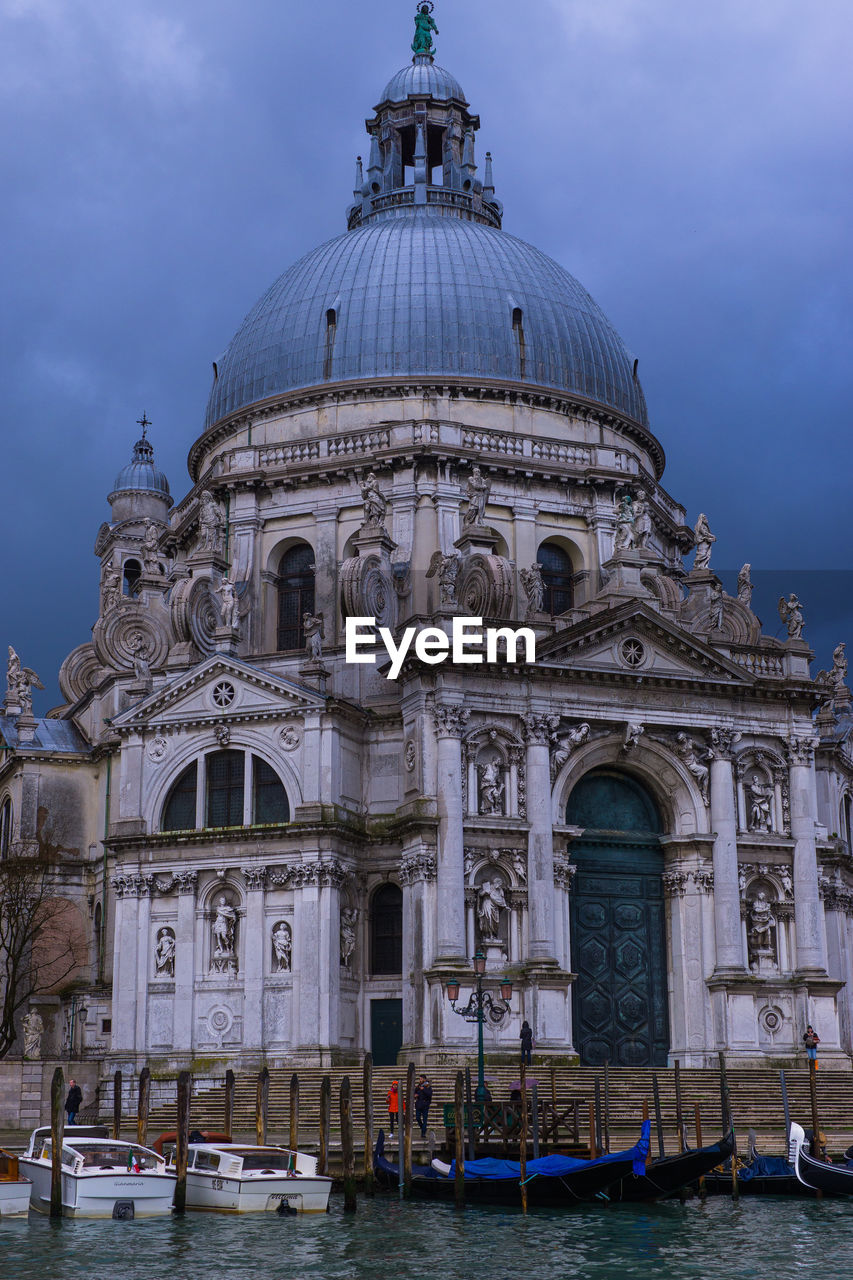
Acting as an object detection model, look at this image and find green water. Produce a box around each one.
[1,1193,851,1280]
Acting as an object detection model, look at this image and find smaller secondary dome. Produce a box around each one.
[109,435,171,504]
[379,56,466,106]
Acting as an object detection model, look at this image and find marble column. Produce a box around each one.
[110,877,142,1053]
[524,714,557,963]
[788,737,826,973]
[134,884,152,1052]
[242,866,266,1050]
[709,729,745,973]
[433,702,469,962]
[172,871,198,1053]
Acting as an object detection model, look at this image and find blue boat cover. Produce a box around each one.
[739,1156,794,1180]
[447,1121,651,1181]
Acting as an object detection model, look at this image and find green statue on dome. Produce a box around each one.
[412,3,438,57]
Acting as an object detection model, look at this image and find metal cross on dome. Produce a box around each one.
[136,411,151,440]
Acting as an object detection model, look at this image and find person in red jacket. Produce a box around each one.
[387,1081,399,1135]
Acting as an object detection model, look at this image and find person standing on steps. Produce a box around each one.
[803,1025,821,1069]
[520,1020,534,1066]
[65,1079,83,1125]
[415,1076,433,1138]
[387,1080,400,1135]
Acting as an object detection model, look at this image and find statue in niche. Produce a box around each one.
[477,759,505,815]
[512,850,527,883]
[737,563,753,608]
[476,877,507,940]
[199,490,226,554]
[22,1009,44,1060]
[412,2,438,56]
[520,564,545,618]
[748,891,776,966]
[101,565,122,613]
[211,896,237,966]
[778,593,804,640]
[463,466,490,527]
[613,493,636,553]
[361,471,387,529]
[709,581,724,630]
[692,513,716,571]
[129,635,151,685]
[675,732,710,805]
[303,611,325,662]
[633,493,653,550]
[426,551,460,605]
[141,520,161,575]
[154,927,176,977]
[747,774,773,833]
[271,921,292,973]
[340,909,357,968]
[215,576,240,629]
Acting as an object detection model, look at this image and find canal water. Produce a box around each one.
[1,1193,850,1280]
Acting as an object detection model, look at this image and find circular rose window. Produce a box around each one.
[212,680,236,709]
[620,639,646,668]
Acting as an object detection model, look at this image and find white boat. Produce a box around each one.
[20,1126,176,1218]
[0,1148,31,1218]
[173,1143,332,1214]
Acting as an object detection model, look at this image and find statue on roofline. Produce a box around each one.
[412,3,438,57]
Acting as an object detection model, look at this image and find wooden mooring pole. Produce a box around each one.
[779,1069,791,1146]
[604,1061,611,1153]
[174,1070,192,1214]
[256,1067,269,1147]
[718,1052,738,1200]
[531,1080,540,1160]
[588,1099,598,1161]
[289,1072,299,1152]
[594,1077,603,1158]
[674,1060,685,1153]
[465,1066,476,1161]
[224,1069,235,1142]
[519,1063,528,1214]
[652,1072,665,1158]
[50,1066,64,1219]
[694,1104,706,1199]
[363,1054,374,1196]
[454,1071,465,1209]
[319,1076,331,1176]
[809,1060,822,1159]
[112,1069,122,1140]
[340,1076,357,1212]
[137,1066,150,1148]
[403,1063,415,1197]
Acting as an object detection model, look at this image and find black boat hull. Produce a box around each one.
[608,1133,735,1202]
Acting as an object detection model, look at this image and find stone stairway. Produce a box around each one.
[143,1064,853,1157]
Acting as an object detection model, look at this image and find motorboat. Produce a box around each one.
[170,1142,332,1214]
[607,1131,735,1201]
[0,1148,31,1218]
[789,1122,853,1197]
[374,1121,651,1206]
[19,1126,176,1218]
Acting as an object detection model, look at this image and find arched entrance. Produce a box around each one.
[567,769,669,1067]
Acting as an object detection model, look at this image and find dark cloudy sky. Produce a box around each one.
[2,0,851,709]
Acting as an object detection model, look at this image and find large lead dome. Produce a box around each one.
[204,48,648,431]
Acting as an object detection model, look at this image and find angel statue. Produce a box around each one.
[426,551,461,605]
[412,3,438,56]
[16,662,44,717]
[778,593,804,641]
[692,513,716,571]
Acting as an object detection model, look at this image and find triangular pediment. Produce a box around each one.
[536,602,756,688]
[111,655,326,731]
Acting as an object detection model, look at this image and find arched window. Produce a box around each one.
[122,558,141,596]
[161,753,290,831]
[512,306,526,379]
[370,884,403,975]
[537,542,574,616]
[253,758,289,824]
[0,797,12,858]
[94,902,103,973]
[844,794,853,853]
[163,762,198,832]
[277,545,315,652]
[206,750,244,828]
[323,308,337,380]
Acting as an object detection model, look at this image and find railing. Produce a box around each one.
[442,1099,582,1153]
[728,647,786,678]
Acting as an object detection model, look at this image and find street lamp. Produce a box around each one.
[445,950,513,1102]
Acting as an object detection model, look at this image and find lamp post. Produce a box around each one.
[446,951,513,1102]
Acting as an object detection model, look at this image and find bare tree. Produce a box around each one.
[0,837,86,1059]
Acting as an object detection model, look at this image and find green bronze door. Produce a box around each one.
[567,770,669,1067]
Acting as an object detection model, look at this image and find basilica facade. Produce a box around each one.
[3,24,853,1079]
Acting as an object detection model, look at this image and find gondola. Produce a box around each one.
[373,1121,651,1207]
[789,1122,853,1197]
[607,1131,735,1201]
[701,1152,808,1197]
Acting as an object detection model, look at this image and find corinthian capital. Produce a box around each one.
[787,735,819,766]
[431,702,470,738]
[523,713,553,745]
[709,727,741,761]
